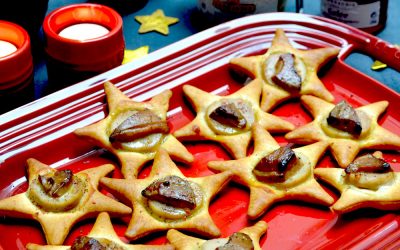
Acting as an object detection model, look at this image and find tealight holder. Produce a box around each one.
[0,20,34,113]
[43,3,125,90]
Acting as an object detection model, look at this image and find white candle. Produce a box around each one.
[58,23,109,41]
[0,40,17,58]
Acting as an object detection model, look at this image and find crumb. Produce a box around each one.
[192,125,200,134]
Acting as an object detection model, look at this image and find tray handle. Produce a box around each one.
[311,14,400,72]
[355,34,400,72]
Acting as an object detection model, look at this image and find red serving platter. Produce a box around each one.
[1,13,400,249]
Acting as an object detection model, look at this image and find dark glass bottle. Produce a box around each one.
[321,0,388,33]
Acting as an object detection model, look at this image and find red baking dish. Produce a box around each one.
[1,13,400,249]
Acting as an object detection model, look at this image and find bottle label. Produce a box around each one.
[321,0,381,28]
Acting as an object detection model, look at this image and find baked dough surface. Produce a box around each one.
[166,220,267,250]
[26,212,173,249]
[173,79,294,159]
[315,166,400,214]
[208,124,333,219]
[100,148,233,240]
[230,28,339,111]
[0,159,132,245]
[285,95,400,168]
[74,82,194,179]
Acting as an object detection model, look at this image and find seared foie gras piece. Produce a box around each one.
[39,169,73,198]
[327,100,362,136]
[216,232,254,250]
[209,102,247,129]
[110,109,169,142]
[272,53,302,92]
[71,236,124,250]
[253,144,297,182]
[29,167,86,213]
[345,153,391,174]
[345,152,394,190]
[142,175,196,209]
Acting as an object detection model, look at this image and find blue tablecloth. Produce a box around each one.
[26,0,400,105]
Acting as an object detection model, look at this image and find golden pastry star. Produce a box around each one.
[135,9,179,35]
[26,212,173,250]
[0,159,132,245]
[100,148,233,240]
[285,95,400,168]
[314,167,400,214]
[166,220,267,250]
[230,28,340,111]
[74,82,193,179]
[173,79,295,159]
[208,124,334,219]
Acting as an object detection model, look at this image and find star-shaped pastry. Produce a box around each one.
[314,166,400,214]
[100,148,233,240]
[285,95,400,168]
[166,220,267,250]
[230,28,340,111]
[0,159,132,245]
[135,9,179,35]
[208,124,334,219]
[26,212,173,250]
[74,82,193,179]
[173,79,294,159]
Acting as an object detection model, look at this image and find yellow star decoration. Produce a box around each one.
[371,60,387,70]
[173,79,295,159]
[314,167,400,214]
[208,124,333,219]
[26,212,173,250]
[166,221,267,250]
[285,95,400,168]
[230,28,340,111]
[122,46,149,65]
[0,159,132,245]
[100,149,233,240]
[74,82,193,179]
[135,9,179,35]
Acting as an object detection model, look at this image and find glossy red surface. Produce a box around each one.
[1,13,400,249]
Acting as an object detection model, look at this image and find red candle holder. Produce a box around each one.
[43,3,125,90]
[0,20,34,113]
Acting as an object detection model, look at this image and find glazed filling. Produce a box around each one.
[201,232,254,250]
[345,153,394,190]
[110,109,169,152]
[142,175,202,220]
[253,145,311,188]
[71,236,123,250]
[206,99,254,135]
[39,169,73,197]
[322,102,371,139]
[327,101,362,136]
[253,144,297,183]
[28,169,86,212]
[263,52,306,92]
[272,53,302,92]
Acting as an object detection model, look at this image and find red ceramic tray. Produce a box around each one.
[1,13,400,249]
